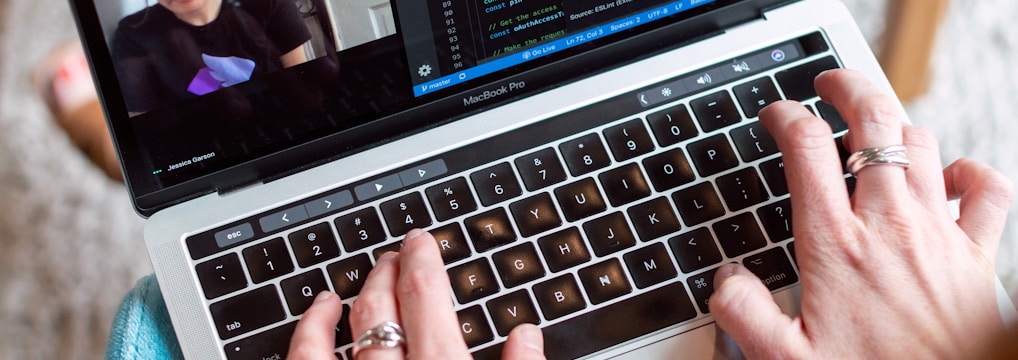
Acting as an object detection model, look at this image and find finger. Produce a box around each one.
[900,126,950,216]
[501,324,546,359]
[943,158,1014,256]
[396,229,472,357]
[758,100,852,232]
[349,252,404,360]
[710,264,800,359]
[288,291,342,359]
[815,69,909,210]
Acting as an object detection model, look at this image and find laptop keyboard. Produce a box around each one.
[187,32,850,359]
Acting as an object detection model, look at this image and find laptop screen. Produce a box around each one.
[77,0,757,214]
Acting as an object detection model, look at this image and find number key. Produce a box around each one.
[646,104,698,147]
[559,133,611,177]
[335,208,387,252]
[514,148,567,191]
[288,222,341,268]
[470,163,523,206]
[603,119,655,162]
[380,192,433,236]
[242,238,294,283]
[426,177,478,222]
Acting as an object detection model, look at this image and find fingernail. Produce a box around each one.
[405,229,424,241]
[516,324,544,351]
[715,263,742,285]
[378,251,399,262]
[314,291,333,303]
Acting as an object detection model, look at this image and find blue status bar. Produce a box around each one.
[413,0,717,97]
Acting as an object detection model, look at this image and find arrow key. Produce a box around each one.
[712,212,767,258]
[668,227,722,273]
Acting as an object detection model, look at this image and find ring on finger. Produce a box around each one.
[354,321,406,357]
[846,145,910,177]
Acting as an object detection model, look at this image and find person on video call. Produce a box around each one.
[111,0,312,114]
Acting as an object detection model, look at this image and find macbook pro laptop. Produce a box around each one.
[68,0,1017,358]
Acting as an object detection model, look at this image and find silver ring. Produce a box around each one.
[846,145,910,177]
[354,321,405,357]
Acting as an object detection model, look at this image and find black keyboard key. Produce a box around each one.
[627,197,681,242]
[646,104,698,147]
[224,322,295,360]
[540,282,697,359]
[759,157,789,196]
[533,274,587,321]
[669,227,723,273]
[458,305,495,348]
[775,56,840,101]
[716,167,770,211]
[623,243,678,289]
[430,223,471,264]
[816,101,849,133]
[787,241,797,265]
[686,267,719,314]
[326,253,372,299]
[210,285,286,339]
[538,227,591,272]
[691,90,742,133]
[730,121,779,163]
[464,208,517,253]
[642,148,695,192]
[486,289,541,337]
[743,247,799,291]
[578,258,632,305]
[426,177,478,222]
[515,148,567,191]
[560,133,611,176]
[758,198,793,242]
[553,178,607,222]
[672,182,726,226]
[492,243,546,288]
[288,222,341,268]
[280,269,330,316]
[196,253,247,299]
[835,136,851,173]
[242,238,295,283]
[379,192,433,237]
[335,208,387,252]
[733,76,783,119]
[603,119,656,162]
[509,192,562,237]
[582,212,637,256]
[687,134,739,177]
[334,304,353,346]
[449,258,500,304]
[712,212,768,258]
[471,163,523,206]
[598,163,652,207]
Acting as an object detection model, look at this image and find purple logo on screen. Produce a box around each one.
[187,54,255,96]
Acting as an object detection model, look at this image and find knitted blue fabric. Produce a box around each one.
[105,274,184,360]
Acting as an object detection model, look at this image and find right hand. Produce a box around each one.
[709,69,1013,359]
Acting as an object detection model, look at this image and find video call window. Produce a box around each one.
[96,0,395,115]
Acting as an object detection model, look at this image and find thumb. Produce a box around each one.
[709,264,796,358]
[501,323,545,359]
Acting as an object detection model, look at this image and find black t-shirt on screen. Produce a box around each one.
[111,0,312,113]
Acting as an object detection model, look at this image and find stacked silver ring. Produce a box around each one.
[355,321,406,356]
[846,145,910,176]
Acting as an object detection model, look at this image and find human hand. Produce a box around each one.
[287,229,546,359]
[709,69,1013,358]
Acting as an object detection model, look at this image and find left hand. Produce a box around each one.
[286,229,546,359]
